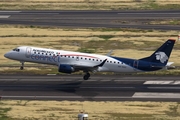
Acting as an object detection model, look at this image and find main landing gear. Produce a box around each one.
[83,72,90,80]
[20,61,24,70]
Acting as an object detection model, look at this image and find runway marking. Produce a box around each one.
[117,13,180,15]
[22,13,59,15]
[0,11,21,12]
[87,80,97,81]
[0,79,17,81]
[114,80,144,82]
[144,81,180,85]
[0,15,10,18]
[133,92,180,98]
[47,74,56,75]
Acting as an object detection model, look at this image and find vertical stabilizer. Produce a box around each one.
[139,39,175,65]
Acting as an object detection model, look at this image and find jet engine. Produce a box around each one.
[58,64,74,73]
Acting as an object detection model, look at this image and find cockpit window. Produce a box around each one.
[13,48,20,52]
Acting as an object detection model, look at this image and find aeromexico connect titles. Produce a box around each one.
[4,39,175,80]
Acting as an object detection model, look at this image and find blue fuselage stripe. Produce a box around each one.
[111,56,164,71]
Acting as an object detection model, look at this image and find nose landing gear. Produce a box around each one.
[20,61,24,70]
[83,72,90,80]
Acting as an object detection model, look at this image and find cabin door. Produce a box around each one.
[25,47,32,58]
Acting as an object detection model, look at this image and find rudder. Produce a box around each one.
[139,39,176,65]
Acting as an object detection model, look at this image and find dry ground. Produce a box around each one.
[0,0,180,10]
[0,25,179,66]
[1,100,180,120]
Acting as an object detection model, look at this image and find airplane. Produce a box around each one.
[4,39,175,80]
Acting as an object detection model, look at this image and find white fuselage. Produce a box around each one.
[4,46,142,73]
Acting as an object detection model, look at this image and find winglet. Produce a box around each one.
[94,59,107,67]
[107,50,113,56]
[168,38,176,42]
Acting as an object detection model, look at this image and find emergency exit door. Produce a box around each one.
[133,60,139,69]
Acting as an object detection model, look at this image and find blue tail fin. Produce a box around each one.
[139,39,176,65]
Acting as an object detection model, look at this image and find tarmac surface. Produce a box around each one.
[1,10,180,101]
[0,10,180,29]
[0,75,180,101]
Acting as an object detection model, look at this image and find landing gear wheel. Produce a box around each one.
[83,75,88,80]
[20,66,24,70]
[20,61,24,70]
[83,72,90,80]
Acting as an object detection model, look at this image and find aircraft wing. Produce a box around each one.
[72,59,107,71]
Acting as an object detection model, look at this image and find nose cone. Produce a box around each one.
[4,52,10,58]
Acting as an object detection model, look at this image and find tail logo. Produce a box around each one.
[155,51,168,63]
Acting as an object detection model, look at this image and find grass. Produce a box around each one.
[150,19,180,25]
[77,47,96,53]
[0,24,180,75]
[0,0,180,10]
[1,100,180,120]
[1,66,180,76]
[164,102,180,118]
[107,113,154,120]
[0,107,12,120]
[97,35,114,40]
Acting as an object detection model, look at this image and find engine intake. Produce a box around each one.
[58,64,74,73]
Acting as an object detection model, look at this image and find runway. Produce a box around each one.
[0,10,180,29]
[0,75,180,101]
[1,10,180,101]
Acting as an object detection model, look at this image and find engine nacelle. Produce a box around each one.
[58,64,74,73]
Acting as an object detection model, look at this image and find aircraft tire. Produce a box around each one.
[20,66,24,70]
[83,75,89,80]
[83,72,90,80]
